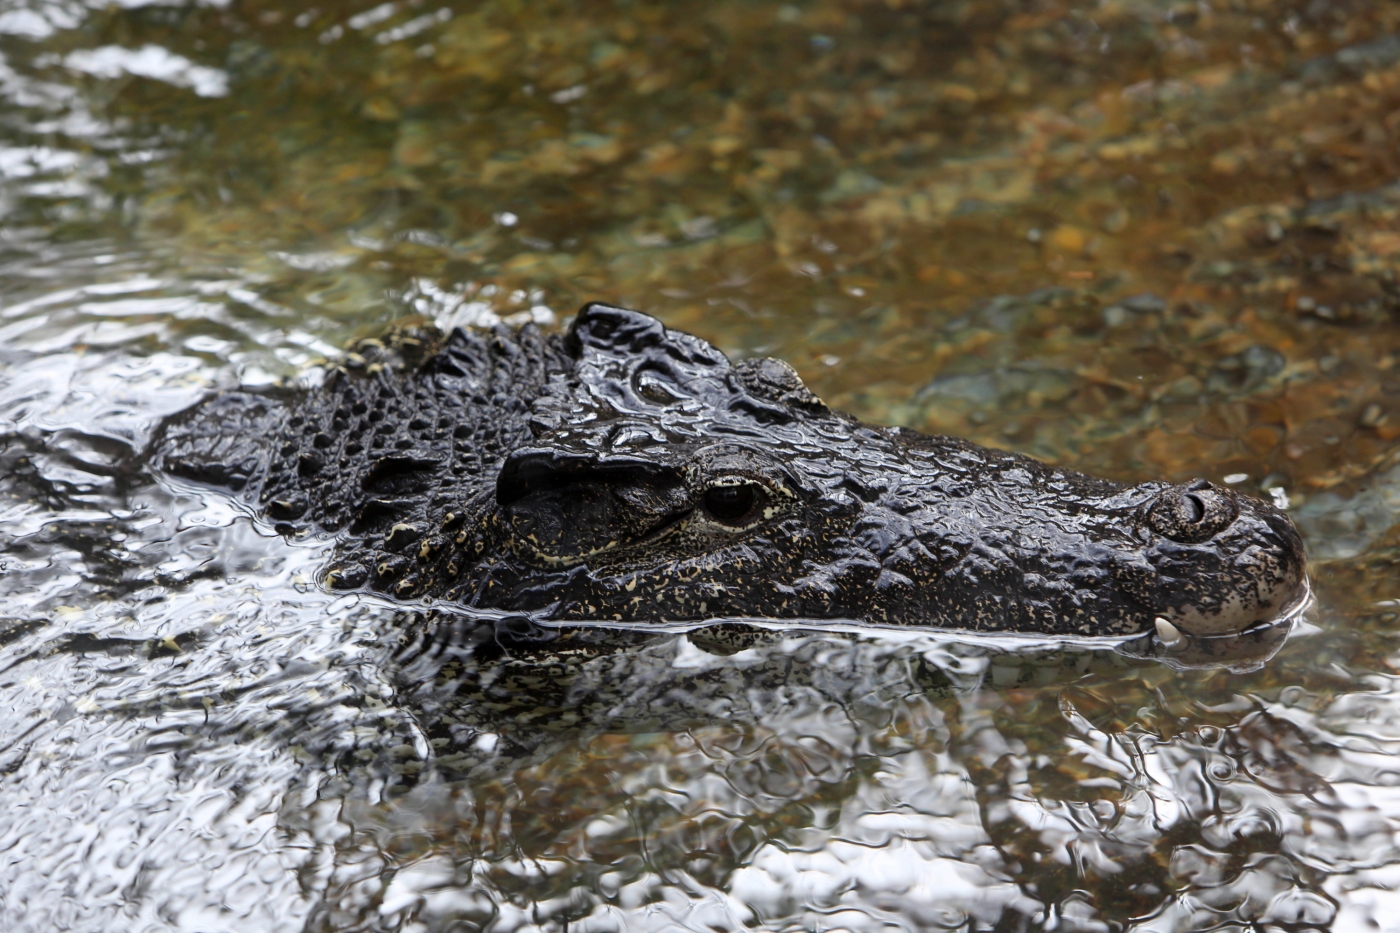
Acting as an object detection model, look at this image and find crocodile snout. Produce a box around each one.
[1140,481,1307,638]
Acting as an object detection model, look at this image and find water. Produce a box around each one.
[2,0,1400,929]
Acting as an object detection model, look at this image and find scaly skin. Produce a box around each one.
[154,304,1307,637]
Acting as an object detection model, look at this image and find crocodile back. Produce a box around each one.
[156,323,573,543]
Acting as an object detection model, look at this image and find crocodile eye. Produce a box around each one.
[703,482,762,526]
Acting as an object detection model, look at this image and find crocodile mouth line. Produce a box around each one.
[1124,576,1314,671]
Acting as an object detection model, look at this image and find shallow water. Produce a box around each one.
[3,0,1400,930]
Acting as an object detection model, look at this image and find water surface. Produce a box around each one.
[3,0,1400,930]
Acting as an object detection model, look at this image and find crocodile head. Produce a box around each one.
[449,304,1307,638]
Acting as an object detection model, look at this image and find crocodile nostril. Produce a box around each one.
[1147,481,1238,542]
[1182,493,1206,524]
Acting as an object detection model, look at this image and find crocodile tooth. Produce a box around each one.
[1154,617,1186,650]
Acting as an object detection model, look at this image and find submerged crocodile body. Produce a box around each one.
[155,304,1307,640]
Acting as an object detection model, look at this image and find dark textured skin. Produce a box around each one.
[154,304,1307,637]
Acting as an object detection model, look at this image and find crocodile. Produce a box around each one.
[153,303,1307,642]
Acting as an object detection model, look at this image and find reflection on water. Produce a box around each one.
[2,0,1400,930]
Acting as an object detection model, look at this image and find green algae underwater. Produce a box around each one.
[2,0,1400,930]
